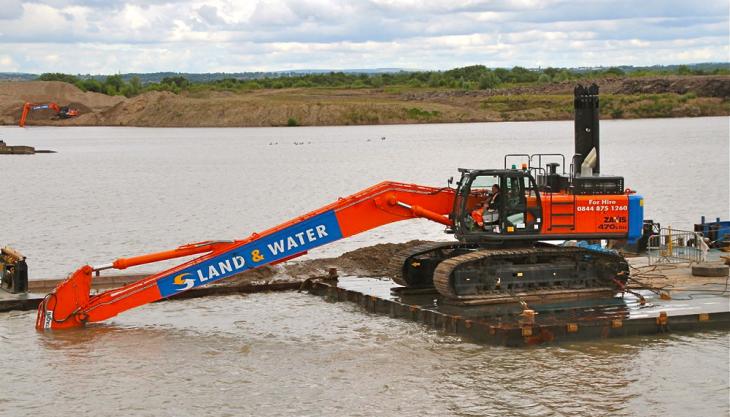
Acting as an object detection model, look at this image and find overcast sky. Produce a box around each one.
[0,0,728,74]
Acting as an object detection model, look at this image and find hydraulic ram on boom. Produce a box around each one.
[36,182,455,330]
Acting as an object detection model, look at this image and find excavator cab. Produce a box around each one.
[452,169,543,243]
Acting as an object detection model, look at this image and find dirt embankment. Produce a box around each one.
[0,81,123,125]
[222,240,428,286]
[1,76,728,127]
[399,76,730,100]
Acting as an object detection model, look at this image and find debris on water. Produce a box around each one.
[0,139,55,155]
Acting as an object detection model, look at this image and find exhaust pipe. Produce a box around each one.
[574,84,600,175]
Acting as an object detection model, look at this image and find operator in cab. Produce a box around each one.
[470,184,501,228]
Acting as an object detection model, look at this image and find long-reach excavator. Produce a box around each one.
[19,102,79,127]
[36,84,645,330]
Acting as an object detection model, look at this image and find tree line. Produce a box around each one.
[37,64,728,97]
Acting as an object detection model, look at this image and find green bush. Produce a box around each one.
[605,67,625,76]
[610,108,624,118]
[79,78,103,93]
[405,107,440,119]
[478,72,500,89]
[38,73,81,84]
[161,76,190,88]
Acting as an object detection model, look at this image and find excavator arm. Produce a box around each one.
[19,103,32,127]
[36,181,455,330]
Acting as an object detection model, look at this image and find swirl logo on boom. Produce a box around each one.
[172,272,195,291]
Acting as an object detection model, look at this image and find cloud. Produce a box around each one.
[0,0,24,20]
[0,0,727,73]
[0,54,19,71]
[195,4,225,26]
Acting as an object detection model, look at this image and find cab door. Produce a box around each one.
[500,173,542,235]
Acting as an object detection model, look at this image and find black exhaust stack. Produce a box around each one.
[570,84,625,195]
[574,83,600,175]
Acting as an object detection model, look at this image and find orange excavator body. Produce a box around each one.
[35,83,644,331]
[35,176,643,330]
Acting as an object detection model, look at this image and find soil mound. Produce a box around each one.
[95,91,178,126]
[221,240,432,286]
[615,76,730,98]
[401,76,730,100]
[0,81,123,125]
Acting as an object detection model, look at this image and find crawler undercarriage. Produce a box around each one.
[389,241,629,302]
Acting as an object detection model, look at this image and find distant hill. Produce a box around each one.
[586,63,730,74]
[89,68,415,83]
[0,69,415,84]
[0,73,37,81]
[2,63,728,84]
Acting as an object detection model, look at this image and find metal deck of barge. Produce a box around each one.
[302,274,729,346]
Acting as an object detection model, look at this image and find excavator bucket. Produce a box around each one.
[36,266,92,330]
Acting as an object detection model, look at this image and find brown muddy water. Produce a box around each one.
[2,293,728,417]
[0,118,729,416]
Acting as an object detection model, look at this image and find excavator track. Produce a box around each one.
[388,241,473,288]
[433,246,629,299]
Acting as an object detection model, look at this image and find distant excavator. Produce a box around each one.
[19,102,79,127]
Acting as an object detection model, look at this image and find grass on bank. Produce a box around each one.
[478,93,729,120]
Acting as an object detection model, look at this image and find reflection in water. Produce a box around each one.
[2,293,728,417]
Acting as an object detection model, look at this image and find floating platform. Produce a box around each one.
[302,276,729,346]
[302,256,730,347]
